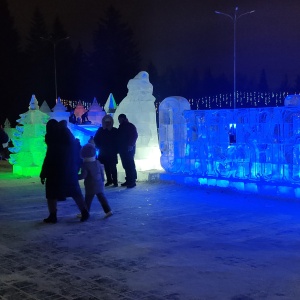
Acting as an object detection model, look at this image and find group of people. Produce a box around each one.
[94,113,138,189]
[40,114,138,224]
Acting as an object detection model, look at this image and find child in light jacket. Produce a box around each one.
[78,141,112,218]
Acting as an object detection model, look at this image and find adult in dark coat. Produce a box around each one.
[94,115,119,187]
[117,114,138,188]
[0,126,9,159]
[40,119,89,223]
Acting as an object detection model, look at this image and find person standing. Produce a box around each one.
[40,119,89,223]
[117,114,138,188]
[78,142,113,218]
[0,126,9,160]
[94,115,119,187]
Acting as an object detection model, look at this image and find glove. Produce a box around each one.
[41,178,45,185]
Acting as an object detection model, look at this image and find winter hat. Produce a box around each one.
[80,143,96,159]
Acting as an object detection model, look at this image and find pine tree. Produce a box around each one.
[90,5,140,104]
[24,7,53,103]
[73,43,90,101]
[257,69,269,92]
[0,0,22,125]
[50,16,75,105]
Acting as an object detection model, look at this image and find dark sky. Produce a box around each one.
[8,0,300,91]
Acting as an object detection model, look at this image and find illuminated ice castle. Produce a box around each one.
[159,95,300,198]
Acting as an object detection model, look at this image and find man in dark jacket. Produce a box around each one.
[117,114,138,188]
[94,115,119,187]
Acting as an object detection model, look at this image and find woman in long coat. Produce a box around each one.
[40,120,89,223]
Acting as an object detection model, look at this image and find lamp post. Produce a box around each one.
[40,35,70,101]
[215,7,255,110]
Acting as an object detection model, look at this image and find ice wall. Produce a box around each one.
[159,98,300,197]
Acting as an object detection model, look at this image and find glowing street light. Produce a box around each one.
[40,35,70,101]
[215,7,255,109]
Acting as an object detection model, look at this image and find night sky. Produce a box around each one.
[8,0,300,91]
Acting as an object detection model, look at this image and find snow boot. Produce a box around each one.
[80,209,89,222]
[43,212,57,224]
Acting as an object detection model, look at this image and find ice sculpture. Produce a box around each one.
[3,118,14,140]
[74,100,87,122]
[114,71,162,171]
[9,95,49,176]
[40,100,51,114]
[159,97,300,197]
[88,97,106,125]
[50,97,69,122]
[104,93,117,116]
[159,97,191,172]
[284,94,300,106]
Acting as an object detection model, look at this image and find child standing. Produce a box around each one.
[79,142,113,218]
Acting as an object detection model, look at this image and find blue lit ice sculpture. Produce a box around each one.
[159,96,300,197]
[159,96,190,172]
[88,97,105,125]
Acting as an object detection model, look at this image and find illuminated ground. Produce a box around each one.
[0,160,300,300]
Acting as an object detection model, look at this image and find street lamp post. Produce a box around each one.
[40,35,70,101]
[215,7,255,110]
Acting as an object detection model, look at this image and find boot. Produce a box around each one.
[80,209,90,222]
[43,212,57,224]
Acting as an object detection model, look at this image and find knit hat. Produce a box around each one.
[80,143,96,159]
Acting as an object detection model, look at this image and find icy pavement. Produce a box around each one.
[0,161,300,300]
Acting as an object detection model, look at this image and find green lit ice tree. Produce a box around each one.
[9,95,49,176]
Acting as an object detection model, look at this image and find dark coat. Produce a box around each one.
[117,121,138,153]
[0,128,9,151]
[94,127,118,164]
[40,124,82,199]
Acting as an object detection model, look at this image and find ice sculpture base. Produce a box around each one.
[159,172,300,199]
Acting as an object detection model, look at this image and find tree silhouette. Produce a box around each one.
[0,0,22,125]
[24,7,53,103]
[257,69,269,92]
[293,75,300,93]
[73,43,91,101]
[50,17,75,104]
[90,5,140,104]
[279,74,290,93]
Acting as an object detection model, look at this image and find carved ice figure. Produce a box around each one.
[40,100,51,114]
[88,97,105,125]
[104,93,117,116]
[159,96,190,173]
[114,71,161,171]
[50,97,69,122]
[9,95,49,176]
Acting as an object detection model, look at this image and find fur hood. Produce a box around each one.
[102,115,114,130]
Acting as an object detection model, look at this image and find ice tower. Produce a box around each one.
[114,71,162,173]
[104,93,117,116]
[50,97,69,122]
[88,97,105,125]
[9,95,49,176]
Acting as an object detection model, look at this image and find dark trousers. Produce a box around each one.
[103,161,118,185]
[99,156,118,185]
[47,184,87,213]
[119,149,137,185]
[85,193,111,214]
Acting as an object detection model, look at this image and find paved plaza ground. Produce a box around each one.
[0,161,300,300]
